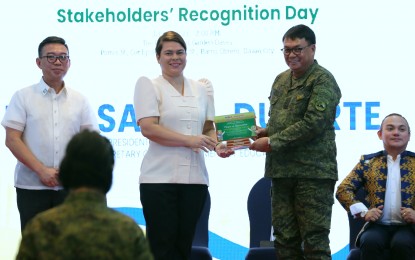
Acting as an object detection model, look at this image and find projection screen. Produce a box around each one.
[1,0,414,259]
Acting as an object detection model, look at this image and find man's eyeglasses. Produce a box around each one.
[40,55,70,63]
[281,45,312,56]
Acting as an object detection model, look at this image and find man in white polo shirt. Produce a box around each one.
[1,36,98,231]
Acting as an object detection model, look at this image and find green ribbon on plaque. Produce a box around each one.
[214,112,256,150]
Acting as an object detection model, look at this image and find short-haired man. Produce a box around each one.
[1,36,98,231]
[336,113,415,259]
[250,24,341,259]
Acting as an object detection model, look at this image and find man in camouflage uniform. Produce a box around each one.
[16,130,153,260]
[250,24,341,259]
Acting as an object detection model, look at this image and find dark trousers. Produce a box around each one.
[272,178,335,260]
[140,183,207,260]
[360,223,415,260]
[16,188,68,232]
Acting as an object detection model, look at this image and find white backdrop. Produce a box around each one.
[1,0,414,259]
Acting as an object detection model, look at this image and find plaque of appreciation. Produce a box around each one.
[214,112,256,150]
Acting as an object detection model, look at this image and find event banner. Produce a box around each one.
[1,0,415,259]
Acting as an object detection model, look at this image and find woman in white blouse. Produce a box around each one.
[134,31,233,260]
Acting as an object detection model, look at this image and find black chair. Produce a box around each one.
[190,190,212,260]
[245,177,277,260]
[347,188,390,260]
[346,188,367,260]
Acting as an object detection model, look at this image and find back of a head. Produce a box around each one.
[59,130,114,193]
[283,24,316,45]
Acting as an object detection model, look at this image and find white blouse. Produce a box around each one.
[134,75,215,185]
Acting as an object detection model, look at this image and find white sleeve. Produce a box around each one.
[80,98,99,132]
[1,91,26,131]
[134,76,160,121]
[350,202,368,216]
[198,78,215,120]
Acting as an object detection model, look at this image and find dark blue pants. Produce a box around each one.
[16,188,68,232]
[360,223,415,260]
[140,183,207,260]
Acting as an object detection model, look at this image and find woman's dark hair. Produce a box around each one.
[59,130,114,193]
[155,31,187,56]
[38,36,69,57]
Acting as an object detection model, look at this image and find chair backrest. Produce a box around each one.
[192,190,211,247]
[247,177,272,248]
[348,188,367,250]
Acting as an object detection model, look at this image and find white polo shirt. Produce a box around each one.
[134,75,215,185]
[1,78,99,190]
[381,154,403,224]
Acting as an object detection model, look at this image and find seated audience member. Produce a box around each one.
[16,130,153,260]
[336,113,415,260]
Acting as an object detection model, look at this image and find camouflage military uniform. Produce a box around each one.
[265,60,341,260]
[16,190,153,260]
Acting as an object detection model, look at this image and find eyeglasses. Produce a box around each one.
[40,55,70,63]
[281,45,312,56]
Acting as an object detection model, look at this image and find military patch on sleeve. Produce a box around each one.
[315,100,327,111]
[296,94,304,100]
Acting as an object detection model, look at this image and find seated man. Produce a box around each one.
[336,113,415,260]
[16,130,153,260]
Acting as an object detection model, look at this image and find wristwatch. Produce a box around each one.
[360,210,368,218]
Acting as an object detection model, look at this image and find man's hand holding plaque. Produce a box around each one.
[249,126,272,152]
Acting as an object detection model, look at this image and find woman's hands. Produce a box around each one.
[187,134,235,158]
[215,143,235,158]
[188,136,234,158]
[188,135,217,152]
